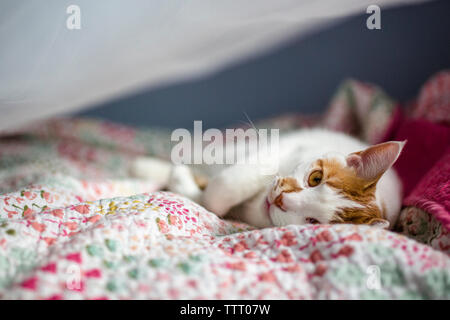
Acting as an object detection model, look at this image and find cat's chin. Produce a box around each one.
[265,196,295,228]
[266,203,289,228]
[268,205,307,227]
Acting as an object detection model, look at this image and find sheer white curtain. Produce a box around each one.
[0,0,426,130]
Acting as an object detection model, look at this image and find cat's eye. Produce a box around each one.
[308,170,323,187]
[305,217,320,224]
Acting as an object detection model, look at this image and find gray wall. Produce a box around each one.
[78,0,450,129]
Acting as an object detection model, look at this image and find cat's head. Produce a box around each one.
[265,141,405,229]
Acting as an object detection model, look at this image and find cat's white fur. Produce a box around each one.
[131,128,404,229]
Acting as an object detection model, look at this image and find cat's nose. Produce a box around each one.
[273,193,286,211]
[269,177,302,211]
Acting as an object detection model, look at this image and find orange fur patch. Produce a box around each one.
[316,158,384,224]
[278,177,302,193]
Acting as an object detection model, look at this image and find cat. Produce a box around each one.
[131,128,405,229]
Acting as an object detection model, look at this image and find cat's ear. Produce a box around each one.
[368,218,390,229]
[346,141,406,183]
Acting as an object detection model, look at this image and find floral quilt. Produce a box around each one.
[0,74,449,299]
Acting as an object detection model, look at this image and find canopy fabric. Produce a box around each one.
[0,0,426,130]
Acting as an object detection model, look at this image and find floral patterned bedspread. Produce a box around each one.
[0,75,449,299]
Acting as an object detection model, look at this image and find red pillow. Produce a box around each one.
[386,109,450,198]
[381,107,450,230]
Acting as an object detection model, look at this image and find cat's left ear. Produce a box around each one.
[346,141,406,183]
[368,218,390,229]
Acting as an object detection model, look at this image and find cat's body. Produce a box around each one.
[132,128,404,229]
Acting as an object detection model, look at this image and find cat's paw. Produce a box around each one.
[130,156,172,185]
[202,173,236,217]
[202,165,271,217]
[168,165,202,203]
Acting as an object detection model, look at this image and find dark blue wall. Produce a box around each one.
[78,0,450,129]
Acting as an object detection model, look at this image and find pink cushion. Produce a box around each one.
[381,106,450,230]
[388,111,450,198]
[403,147,450,230]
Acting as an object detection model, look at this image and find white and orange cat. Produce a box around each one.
[131,128,405,229]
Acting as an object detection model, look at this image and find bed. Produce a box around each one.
[0,72,448,299]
